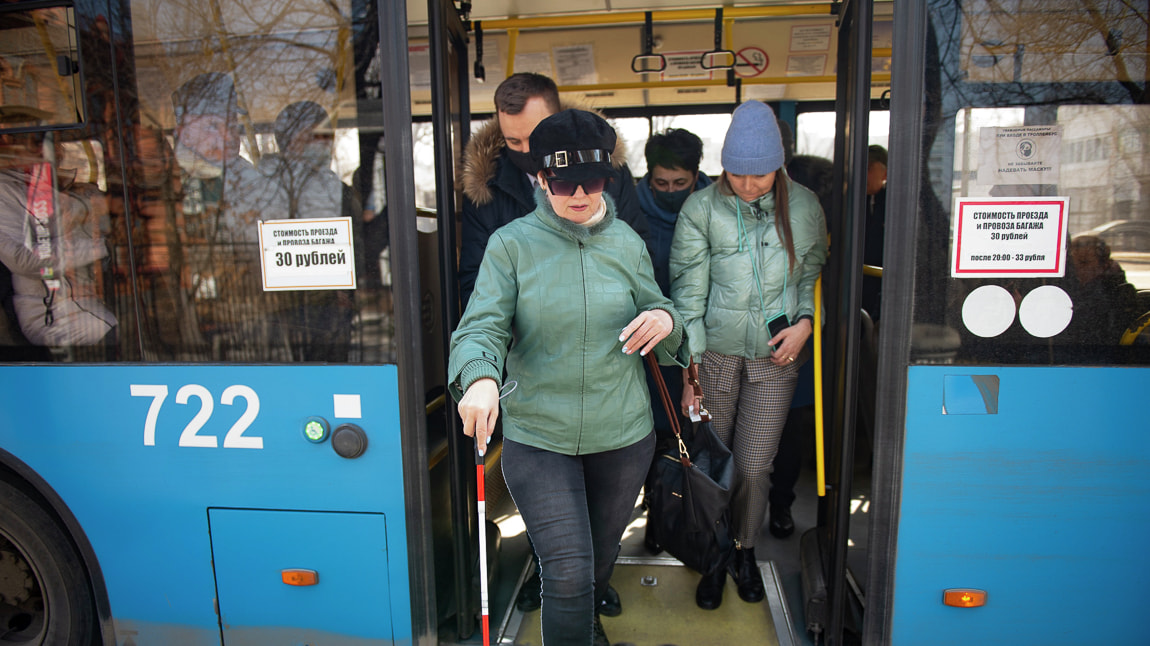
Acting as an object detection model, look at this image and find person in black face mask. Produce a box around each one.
[635,128,712,555]
[636,128,712,298]
[459,73,650,313]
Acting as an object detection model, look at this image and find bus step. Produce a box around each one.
[505,556,797,646]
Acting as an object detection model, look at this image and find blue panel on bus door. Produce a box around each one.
[894,366,1150,646]
[208,509,390,644]
[0,365,411,646]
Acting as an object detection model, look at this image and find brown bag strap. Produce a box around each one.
[645,354,690,464]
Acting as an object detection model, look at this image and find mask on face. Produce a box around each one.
[175,141,224,179]
[506,148,538,175]
[653,186,692,213]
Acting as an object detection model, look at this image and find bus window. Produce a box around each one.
[107,0,394,363]
[912,2,1150,366]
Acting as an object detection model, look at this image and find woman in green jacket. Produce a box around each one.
[449,110,683,646]
[670,101,828,610]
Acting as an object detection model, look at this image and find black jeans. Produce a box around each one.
[502,433,654,646]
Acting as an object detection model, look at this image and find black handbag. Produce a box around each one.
[643,354,736,576]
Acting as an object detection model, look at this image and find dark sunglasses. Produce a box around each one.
[546,176,609,197]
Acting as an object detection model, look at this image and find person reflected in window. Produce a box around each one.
[171,71,279,358]
[671,101,827,610]
[450,110,682,646]
[260,101,355,362]
[0,132,116,353]
[1063,234,1140,359]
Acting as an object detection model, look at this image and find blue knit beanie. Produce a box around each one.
[721,101,785,175]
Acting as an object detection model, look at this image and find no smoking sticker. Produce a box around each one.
[734,47,768,78]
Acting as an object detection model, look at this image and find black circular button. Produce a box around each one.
[331,424,368,459]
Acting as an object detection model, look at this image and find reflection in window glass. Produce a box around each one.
[913,1,1150,366]
[0,6,85,130]
[0,0,396,364]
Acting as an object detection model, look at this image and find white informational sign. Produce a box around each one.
[978,125,1062,185]
[553,44,597,85]
[787,54,827,76]
[258,218,357,291]
[951,197,1069,278]
[790,24,832,51]
[408,44,431,90]
[513,51,552,76]
[661,50,711,81]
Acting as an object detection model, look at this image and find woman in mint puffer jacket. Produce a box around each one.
[671,101,828,611]
[449,110,683,646]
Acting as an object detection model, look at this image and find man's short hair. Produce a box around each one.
[645,128,704,173]
[868,144,888,167]
[494,73,560,115]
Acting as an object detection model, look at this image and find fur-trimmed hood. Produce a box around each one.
[462,102,629,205]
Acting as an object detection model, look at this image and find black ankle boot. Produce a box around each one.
[731,546,765,603]
[695,565,726,610]
[769,505,795,539]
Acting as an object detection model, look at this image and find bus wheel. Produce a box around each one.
[0,481,96,645]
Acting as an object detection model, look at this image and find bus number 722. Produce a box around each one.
[130,384,263,449]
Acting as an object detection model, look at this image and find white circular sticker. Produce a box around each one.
[962,285,1016,338]
[1019,285,1073,338]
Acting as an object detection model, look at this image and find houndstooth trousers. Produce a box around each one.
[697,350,799,547]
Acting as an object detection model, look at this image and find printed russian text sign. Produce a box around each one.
[978,125,1062,185]
[258,218,357,291]
[951,198,1068,277]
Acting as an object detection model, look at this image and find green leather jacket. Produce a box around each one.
[670,174,827,362]
[449,189,684,456]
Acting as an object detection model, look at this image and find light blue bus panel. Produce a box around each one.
[209,509,390,645]
[893,366,1150,645]
[0,365,410,646]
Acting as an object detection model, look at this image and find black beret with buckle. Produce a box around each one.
[529,109,616,182]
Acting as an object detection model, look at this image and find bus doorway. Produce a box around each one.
[423,2,886,646]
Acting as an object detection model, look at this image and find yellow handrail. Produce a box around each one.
[553,73,890,93]
[478,5,837,31]
[814,275,826,496]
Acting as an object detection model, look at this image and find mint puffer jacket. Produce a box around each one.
[449,189,684,456]
[670,174,827,362]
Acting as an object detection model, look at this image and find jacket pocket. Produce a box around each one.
[700,350,739,394]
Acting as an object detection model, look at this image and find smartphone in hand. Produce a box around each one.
[767,313,790,351]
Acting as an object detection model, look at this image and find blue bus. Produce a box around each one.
[0,1,1147,645]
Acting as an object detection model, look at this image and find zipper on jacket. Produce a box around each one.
[577,240,588,453]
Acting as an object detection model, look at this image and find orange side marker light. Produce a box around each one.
[282,569,319,586]
[943,588,987,608]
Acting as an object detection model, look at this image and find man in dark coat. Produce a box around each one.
[459,73,649,312]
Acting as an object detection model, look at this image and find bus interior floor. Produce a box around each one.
[466,453,873,646]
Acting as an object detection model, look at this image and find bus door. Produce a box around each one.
[421,0,485,641]
[796,1,879,645]
[867,1,1150,645]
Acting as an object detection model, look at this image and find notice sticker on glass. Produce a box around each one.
[979,125,1061,185]
[258,218,357,291]
[951,197,1068,278]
